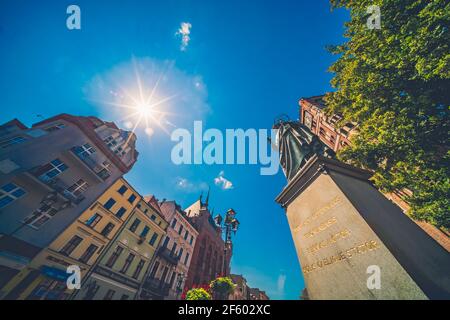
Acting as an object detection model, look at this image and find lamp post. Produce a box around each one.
[214,208,239,277]
[176,273,187,300]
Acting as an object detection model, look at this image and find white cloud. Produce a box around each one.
[175,177,208,193]
[176,22,192,51]
[277,274,286,294]
[214,171,234,190]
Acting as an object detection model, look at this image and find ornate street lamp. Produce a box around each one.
[176,273,187,299]
[215,208,239,276]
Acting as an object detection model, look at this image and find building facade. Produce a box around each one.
[1,178,138,300]
[140,199,198,300]
[299,95,357,152]
[183,195,230,291]
[249,287,270,300]
[229,274,250,300]
[74,191,167,300]
[0,115,138,299]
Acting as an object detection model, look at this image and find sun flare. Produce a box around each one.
[91,59,178,140]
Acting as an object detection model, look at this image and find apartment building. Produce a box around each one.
[184,195,230,291]
[299,95,358,152]
[1,179,138,300]
[0,114,138,298]
[74,192,167,300]
[140,198,198,300]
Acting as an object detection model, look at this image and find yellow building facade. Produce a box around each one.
[73,191,168,300]
[1,178,139,300]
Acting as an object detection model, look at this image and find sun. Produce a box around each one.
[90,59,178,140]
[136,103,153,118]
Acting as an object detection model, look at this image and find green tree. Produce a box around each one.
[185,288,212,300]
[209,277,236,300]
[325,0,449,229]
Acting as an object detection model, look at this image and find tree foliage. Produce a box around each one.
[185,287,212,300]
[210,277,236,300]
[325,0,449,229]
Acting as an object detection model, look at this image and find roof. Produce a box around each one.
[300,95,326,109]
[144,194,162,214]
[0,118,28,131]
[158,199,198,232]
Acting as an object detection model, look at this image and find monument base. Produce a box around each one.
[276,155,450,300]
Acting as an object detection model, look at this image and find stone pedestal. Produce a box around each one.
[276,155,450,300]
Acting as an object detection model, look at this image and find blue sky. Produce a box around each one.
[0,0,349,299]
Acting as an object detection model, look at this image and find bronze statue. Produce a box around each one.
[273,119,334,181]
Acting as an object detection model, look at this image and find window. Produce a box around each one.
[0,183,26,209]
[178,248,184,259]
[150,214,156,221]
[171,218,177,228]
[97,161,111,179]
[127,194,137,204]
[100,223,115,237]
[116,207,126,218]
[184,252,190,265]
[190,235,194,245]
[0,136,27,149]
[140,226,150,238]
[169,272,176,287]
[60,236,83,256]
[129,218,141,233]
[66,179,89,197]
[162,236,169,248]
[79,244,98,264]
[44,123,66,132]
[138,204,148,214]
[149,233,158,246]
[120,294,129,300]
[103,198,116,210]
[132,259,145,279]
[178,224,184,235]
[74,143,95,157]
[304,112,313,129]
[184,230,189,241]
[106,246,123,268]
[85,213,102,228]
[114,146,123,155]
[103,289,115,300]
[39,159,68,180]
[82,282,99,300]
[149,261,159,279]
[120,253,135,274]
[23,204,58,229]
[117,185,128,195]
[170,243,177,256]
[161,266,169,283]
[103,136,118,148]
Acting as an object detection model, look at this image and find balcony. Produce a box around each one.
[142,277,171,298]
[157,247,180,266]
[70,147,111,181]
[30,171,85,205]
